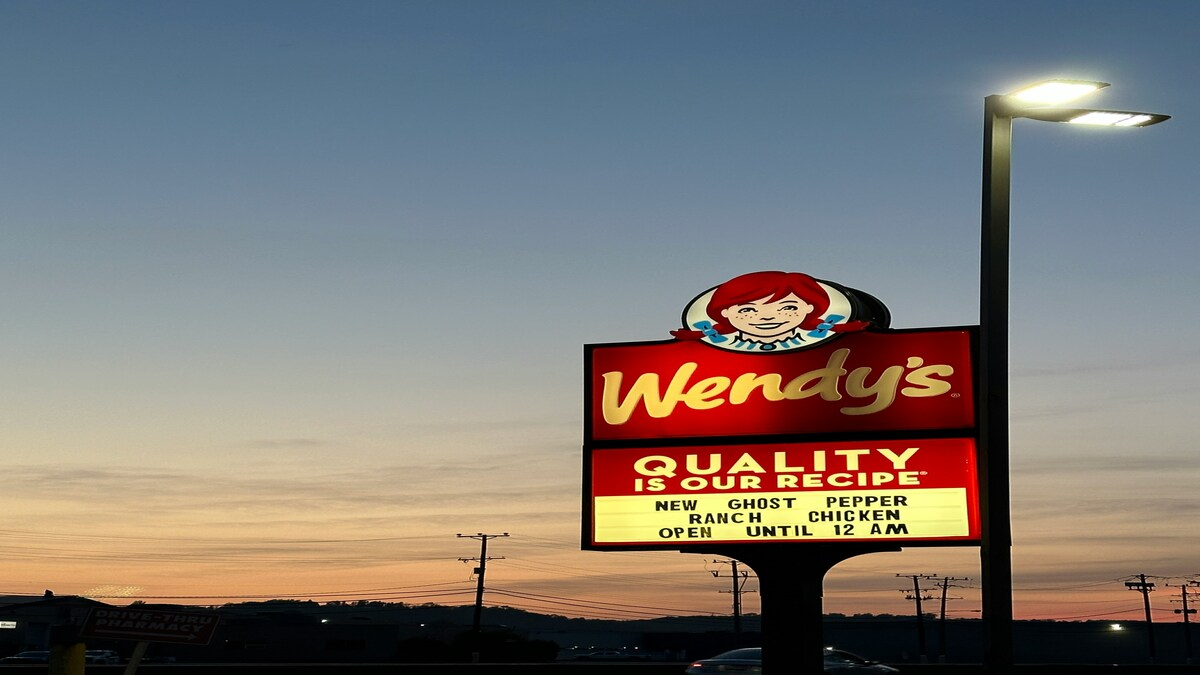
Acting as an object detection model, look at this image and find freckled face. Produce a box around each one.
[720,293,815,339]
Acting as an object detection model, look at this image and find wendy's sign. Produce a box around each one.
[585,271,975,443]
[588,329,974,441]
[583,270,980,550]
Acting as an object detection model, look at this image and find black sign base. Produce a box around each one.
[691,543,900,674]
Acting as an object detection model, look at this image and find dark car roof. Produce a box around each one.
[709,647,762,659]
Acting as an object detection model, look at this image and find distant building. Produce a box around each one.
[0,594,108,655]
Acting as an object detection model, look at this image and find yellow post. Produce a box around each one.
[48,641,85,675]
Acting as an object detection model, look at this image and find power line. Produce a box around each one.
[488,586,722,616]
[487,589,725,621]
[73,581,479,601]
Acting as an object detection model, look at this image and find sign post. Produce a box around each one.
[583,270,981,673]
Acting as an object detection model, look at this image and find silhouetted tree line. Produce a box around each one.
[395,629,559,663]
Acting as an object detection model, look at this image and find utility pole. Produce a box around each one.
[1173,580,1199,664]
[710,559,756,635]
[457,532,508,634]
[898,574,937,663]
[1125,574,1157,663]
[937,576,969,663]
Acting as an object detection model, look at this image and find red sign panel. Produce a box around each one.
[82,607,220,645]
[587,438,979,548]
[586,328,975,442]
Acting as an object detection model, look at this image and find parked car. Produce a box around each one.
[685,647,898,674]
[0,651,51,664]
[823,648,899,673]
[85,649,121,664]
[685,647,761,673]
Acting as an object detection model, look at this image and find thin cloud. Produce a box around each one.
[1013,350,1200,379]
[1015,454,1196,474]
[248,438,335,449]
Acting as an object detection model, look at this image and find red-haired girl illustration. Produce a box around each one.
[672,270,870,352]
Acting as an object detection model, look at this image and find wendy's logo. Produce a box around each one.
[671,271,891,353]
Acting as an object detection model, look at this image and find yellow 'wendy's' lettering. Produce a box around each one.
[602,362,731,425]
[600,364,692,424]
[902,359,955,397]
[840,364,904,415]
[599,348,956,425]
[782,348,849,401]
[728,373,785,405]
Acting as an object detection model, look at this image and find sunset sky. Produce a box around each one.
[3,1,1199,625]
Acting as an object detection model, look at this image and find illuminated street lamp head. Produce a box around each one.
[1068,111,1169,127]
[1019,107,1171,127]
[996,79,1171,126]
[1009,80,1109,105]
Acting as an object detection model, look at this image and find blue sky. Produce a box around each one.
[2,1,1198,621]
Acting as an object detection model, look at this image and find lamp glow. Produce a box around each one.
[1114,115,1154,127]
[1075,111,1156,126]
[1017,107,1170,127]
[1075,111,1137,125]
[1010,80,1108,104]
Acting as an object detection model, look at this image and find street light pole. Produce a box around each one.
[976,80,1169,674]
[979,92,1015,672]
